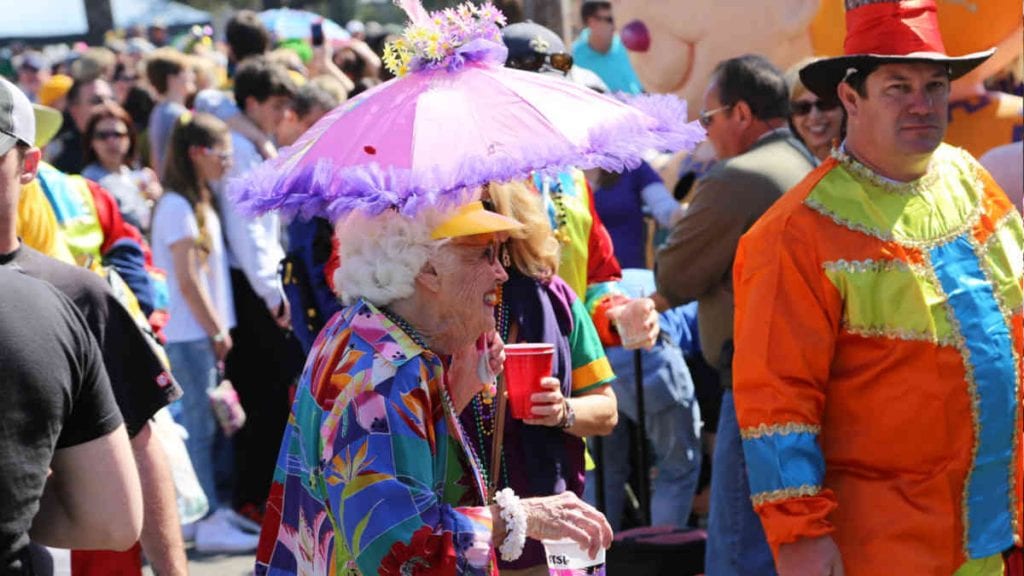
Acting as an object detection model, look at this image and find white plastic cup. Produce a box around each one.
[542,538,606,575]
[613,298,650,350]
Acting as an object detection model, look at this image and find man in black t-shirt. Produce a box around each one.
[0,245,182,436]
[0,77,188,575]
[0,267,143,574]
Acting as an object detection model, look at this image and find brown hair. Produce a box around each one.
[82,102,137,168]
[145,48,192,95]
[485,180,560,282]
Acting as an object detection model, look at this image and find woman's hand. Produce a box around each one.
[211,331,233,362]
[521,492,613,560]
[523,377,567,427]
[137,167,163,202]
[481,331,504,381]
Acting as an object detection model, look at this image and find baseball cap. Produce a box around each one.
[0,77,35,156]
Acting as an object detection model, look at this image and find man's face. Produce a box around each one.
[845,62,950,160]
[587,6,616,44]
[246,95,291,135]
[70,80,114,131]
[0,146,41,211]
[168,67,197,97]
[17,65,49,96]
[700,81,743,159]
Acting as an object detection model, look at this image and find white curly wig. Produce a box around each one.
[333,205,456,307]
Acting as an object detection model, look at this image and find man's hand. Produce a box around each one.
[607,297,660,350]
[270,299,291,330]
[777,535,844,576]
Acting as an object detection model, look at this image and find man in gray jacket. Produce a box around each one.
[655,54,817,575]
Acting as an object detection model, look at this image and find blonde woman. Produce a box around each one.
[458,180,619,576]
[785,57,846,161]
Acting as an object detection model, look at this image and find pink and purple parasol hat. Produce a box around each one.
[230,1,705,221]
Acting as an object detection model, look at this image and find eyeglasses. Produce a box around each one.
[593,15,614,24]
[506,52,574,74]
[790,99,841,116]
[93,130,129,141]
[203,148,232,163]
[698,105,732,128]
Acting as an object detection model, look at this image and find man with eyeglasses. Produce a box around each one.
[571,0,643,94]
[655,53,815,576]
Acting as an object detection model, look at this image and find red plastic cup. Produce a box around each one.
[503,343,555,419]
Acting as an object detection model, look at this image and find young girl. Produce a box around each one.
[150,112,255,552]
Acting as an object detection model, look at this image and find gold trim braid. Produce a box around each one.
[741,422,821,440]
[751,485,822,507]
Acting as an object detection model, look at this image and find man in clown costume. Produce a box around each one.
[732,1,1023,575]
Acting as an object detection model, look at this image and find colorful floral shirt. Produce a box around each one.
[256,299,495,576]
[733,144,1023,575]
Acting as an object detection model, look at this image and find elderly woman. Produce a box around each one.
[255,198,613,575]
[458,181,618,575]
[785,57,846,161]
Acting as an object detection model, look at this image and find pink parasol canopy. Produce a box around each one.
[230,2,704,220]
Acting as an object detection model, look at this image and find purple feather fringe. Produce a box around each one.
[228,93,705,221]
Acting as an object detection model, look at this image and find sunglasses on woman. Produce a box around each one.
[93,130,129,141]
[790,99,841,116]
[506,52,574,74]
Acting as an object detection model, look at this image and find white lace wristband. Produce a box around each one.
[495,487,526,562]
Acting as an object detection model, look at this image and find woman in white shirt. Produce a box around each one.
[150,112,256,553]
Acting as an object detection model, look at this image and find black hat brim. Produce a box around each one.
[799,49,995,100]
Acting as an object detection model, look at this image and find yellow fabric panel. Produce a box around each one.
[824,263,954,344]
[808,146,980,244]
[983,213,1024,312]
[952,554,1005,576]
[17,180,75,264]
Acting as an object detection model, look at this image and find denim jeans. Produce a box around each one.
[166,338,221,511]
[705,390,776,575]
[585,402,702,530]
[584,343,702,530]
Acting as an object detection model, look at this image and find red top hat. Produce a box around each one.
[800,0,994,99]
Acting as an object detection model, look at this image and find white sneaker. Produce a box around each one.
[221,508,262,534]
[181,522,197,542]
[194,509,260,554]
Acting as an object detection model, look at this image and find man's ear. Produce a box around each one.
[837,82,859,119]
[416,260,443,294]
[19,148,41,185]
[732,100,753,126]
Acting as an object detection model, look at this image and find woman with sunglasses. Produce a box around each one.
[784,57,846,162]
[82,102,162,233]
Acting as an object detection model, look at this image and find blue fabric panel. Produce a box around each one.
[930,234,1017,558]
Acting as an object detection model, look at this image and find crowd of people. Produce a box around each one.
[1,0,1021,575]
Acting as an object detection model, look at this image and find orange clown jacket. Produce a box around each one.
[733,144,1023,575]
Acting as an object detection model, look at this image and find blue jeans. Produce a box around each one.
[705,390,776,575]
[584,343,702,529]
[166,338,222,511]
[585,402,702,530]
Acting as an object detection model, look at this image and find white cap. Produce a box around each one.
[0,77,35,156]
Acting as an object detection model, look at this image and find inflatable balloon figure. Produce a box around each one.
[616,0,1021,161]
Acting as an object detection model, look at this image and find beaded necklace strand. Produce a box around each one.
[468,284,511,490]
[379,306,430,349]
